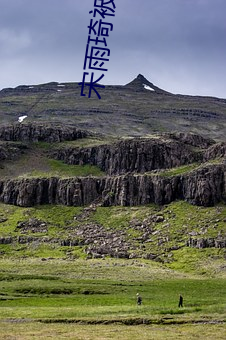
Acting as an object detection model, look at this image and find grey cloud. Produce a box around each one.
[0,0,225,97]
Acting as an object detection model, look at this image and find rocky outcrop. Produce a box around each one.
[16,218,48,233]
[204,142,226,160]
[52,138,203,175]
[165,132,215,149]
[0,129,225,208]
[0,124,90,143]
[181,165,226,205]
[187,237,226,249]
[1,219,225,260]
[0,164,225,207]
[0,142,28,161]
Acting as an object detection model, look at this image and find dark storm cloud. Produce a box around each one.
[111,0,226,96]
[0,0,89,86]
[0,0,225,97]
[0,0,87,57]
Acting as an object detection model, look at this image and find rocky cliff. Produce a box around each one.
[0,142,28,161]
[164,132,215,149]
[0,125,225,208]
[0,123,90,142]
[0,164,225,207]
[204,142,226,160]
[52,137,203,175]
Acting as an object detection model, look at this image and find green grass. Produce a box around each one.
[168,247,226,276]
[0,258,225,328]
[0,141,105,179]
[0,204,82,236]
[90,202,226,273]
[0,204,27,235]
[32,136,116,150]
[58,137,115,148]
[157,163,200,177]
[153,159,224,178]
[0,201,225,276]
[28,205,82,226]
[92,205,159,230]
[0,323,225,340]
[22,159,105,178]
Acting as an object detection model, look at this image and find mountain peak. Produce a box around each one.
[137,73,146,80]
[125,74,171,94]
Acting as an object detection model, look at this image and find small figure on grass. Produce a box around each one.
[178,294,183,308]
[136,293,142,306]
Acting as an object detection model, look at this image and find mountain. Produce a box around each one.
[125,74,171,94]
[0,75,225,266]
[0,74,226,140]
[0,73,225,330]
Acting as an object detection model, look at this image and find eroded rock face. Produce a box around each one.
[181,165,226,205]
[164,132,215,149]
[0,128,225,208]
[52,138,203,175]
[0,143,28,161]
[0,164,225,207]
[51,133,226,176]
[204,142,226,160]
[187,237,226,248]
[0,124,90,143]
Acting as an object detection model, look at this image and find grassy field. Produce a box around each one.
[0,258,225,339]
[0,322,225,339]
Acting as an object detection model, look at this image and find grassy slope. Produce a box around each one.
[0,141,105,179]
[0,137,225,276]
[0,201,225,277]
[1,83,226,139]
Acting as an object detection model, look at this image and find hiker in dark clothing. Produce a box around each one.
[137,293,142,305]
[178,294,183,307]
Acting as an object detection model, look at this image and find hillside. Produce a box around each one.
[0,124,226,207]
[0,74,226,140]
[0,86,226,335]
[0,124,225,268]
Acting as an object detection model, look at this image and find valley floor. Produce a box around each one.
[0,257,225,339]
[0,322,225,340]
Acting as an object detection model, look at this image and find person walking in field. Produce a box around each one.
[178,294,183,307]
[137,293,142,306]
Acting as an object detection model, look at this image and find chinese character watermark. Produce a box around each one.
[79,0,116,99]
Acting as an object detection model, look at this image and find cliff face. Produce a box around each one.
[0,125,225,208]
[0,124,89,142]
[165,132,215,149]
[181,165,226,205]
[0,164,225,207]
[204,142,226,160]
[0,142,28,161]
[52,138,203,175]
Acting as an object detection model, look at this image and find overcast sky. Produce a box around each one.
[0,0,225,97]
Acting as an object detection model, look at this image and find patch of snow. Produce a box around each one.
[18,115,27,123]
[57,84,65,87]
[143,84,155,91]
[29,86,34,89]
[57,89,62,92]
